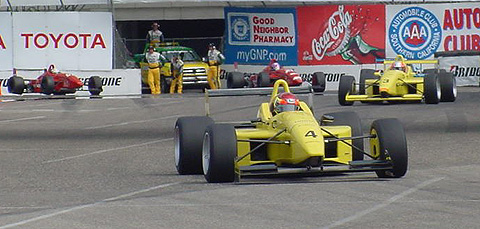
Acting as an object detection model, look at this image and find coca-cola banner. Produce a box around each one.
[11,12,113,70]
[0,13,13,70]
[438,55,480,86]
[297,5,386,65]
[224,7,298,66]
[386,3,480,60]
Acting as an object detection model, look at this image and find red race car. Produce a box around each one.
[226,61,326,92]
[7,64,103,96]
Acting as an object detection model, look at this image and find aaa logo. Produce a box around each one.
[388,7,441,59]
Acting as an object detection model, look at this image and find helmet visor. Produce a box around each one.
[277,104,297,112]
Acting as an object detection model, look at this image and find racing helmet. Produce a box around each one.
[392,61,406,71]
[272,62,281,71]
[208,43,216,49]
[274,92,299,113]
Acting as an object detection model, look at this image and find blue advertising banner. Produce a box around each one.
[224,7,298,65]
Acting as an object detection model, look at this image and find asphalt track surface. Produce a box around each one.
[0,87,479,229]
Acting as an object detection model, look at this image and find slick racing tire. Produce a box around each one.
[322,111,364,161]
[439,71,456,102]
[226,72,246,88]
[88,76,103,96]
[359,69,376,95]
[338,75,356,106]
[175,116,214,175]
[41,76,55,95]
[203,124,236,183]
[257,71,271,87]
[311,72,326,92]
[424,73,441,104]
[370,118,408,178]
[7,76,25,95]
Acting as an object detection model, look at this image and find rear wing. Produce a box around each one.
[204,82,314,116]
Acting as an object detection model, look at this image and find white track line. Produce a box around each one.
[323,177,445,229]
[0,182,180,229]
[42,138,173,164]
[83,114,181,130]
[0,116,45,123]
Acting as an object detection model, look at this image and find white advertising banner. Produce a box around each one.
[12,12,112,70]
[0,69,141,96]
[0,12,12,70]
[221,64,376,91]
[386,3,480,60]
[438,55,480,86]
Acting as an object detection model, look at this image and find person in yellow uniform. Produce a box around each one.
[145,46,164,94]
[207,43,225,89]
[170,55,184,94]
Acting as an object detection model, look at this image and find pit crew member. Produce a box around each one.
[170,55,184,94]
[207,43,225,89]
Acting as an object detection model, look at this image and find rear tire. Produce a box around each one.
[257,72,271,87]
[311,72,326,92]
[359,69,376,95]
[226,72,246,88]
[41,76,55,95]
[424,73,441,104]
[175,116,214,175]
[203,124,237,183]
[7,76,25,95]
[370,119,408,178]
[88,76,103,96]
[439,71,456,102]
[323,111,364,161]
[338,75,355,106]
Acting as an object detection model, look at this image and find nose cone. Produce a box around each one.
[379,71,399,96]
[274,112,325,161]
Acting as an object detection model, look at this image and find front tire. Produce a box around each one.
[323,111,364,161]
[88,76,103,96]
[370,119,408,178]
[7,76,25,95]
[257,72,270,87]
[311,72,326,92]
[41,76,55,95]
[226,72,245,88]
[338,75,355,106]
[424,73,441,104]
[203,124,236,183]
[175,116,214,175]
[439,71,456,102]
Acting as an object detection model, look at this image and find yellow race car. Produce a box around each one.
[338,55,457,105]
[174,80,408,183]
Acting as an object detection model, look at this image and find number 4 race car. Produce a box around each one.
[7,64,103,96]
[226,63,326,93]
[338,55,456,105]
[174,79,408,183]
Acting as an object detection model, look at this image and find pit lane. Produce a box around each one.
[0,87,479,228]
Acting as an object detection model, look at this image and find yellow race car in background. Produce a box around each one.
[174,80,408,183]
[338,55,457,106]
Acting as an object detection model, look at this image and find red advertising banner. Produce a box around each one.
[297,5,386,65]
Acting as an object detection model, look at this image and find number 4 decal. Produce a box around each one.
[305,130,317,138]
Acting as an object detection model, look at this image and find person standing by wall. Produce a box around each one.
[206,43,225,89]
[146,22,165,46]
[145,46,164,94]
[170,55,184,94]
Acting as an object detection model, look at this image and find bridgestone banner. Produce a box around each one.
[438,55,480,86]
